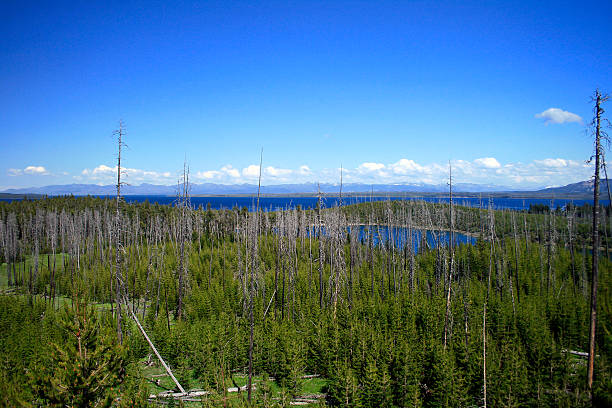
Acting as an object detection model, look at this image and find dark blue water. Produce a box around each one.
[102,194,607,212]
[1,194,607,212]
[290,224,475,252]
[353,225,476,252]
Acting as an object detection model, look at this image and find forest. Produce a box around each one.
[3,0,611,404]
[0,187,610,407]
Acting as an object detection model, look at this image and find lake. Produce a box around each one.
[1,194,606,211]
[349,225,476,252]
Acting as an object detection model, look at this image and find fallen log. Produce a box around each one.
[149,385,256,400]
[561,349,599,358]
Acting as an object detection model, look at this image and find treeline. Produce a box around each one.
[0,196,610,406]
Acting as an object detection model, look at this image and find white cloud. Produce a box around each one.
[7,166,50,176]
[242,165,261,178]
[474,157,501,169]
[91,165,114,176]
[298,165,311,175]
[390,159,426,174]
[221,165,240,178]
[73,157,593,189]
[357,162,385,172]
[24,166,49,175]
[265,166,293,177]
[354,162,389,179]
[535,108,582,125]
[80,164,175,184]
[192,165,241,182]
[452,160,473,175]
[534,158,569,168]
[196,170,221,179]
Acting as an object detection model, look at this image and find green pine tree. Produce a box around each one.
[31,300,127,407]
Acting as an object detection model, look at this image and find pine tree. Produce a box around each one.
[31,299,127,407]
[326,361,361,407]
[389,343,422,407]
[360,355,383,408]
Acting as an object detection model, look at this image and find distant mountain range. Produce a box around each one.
[1,179,609,198]
[1,181,515,196]
[520,179,612,198]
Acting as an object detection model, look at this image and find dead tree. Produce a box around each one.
[408,208,415,292]
[546,205,556,295]
[443,162,454,349]
[114,120,127,343]
[483,200,495,408]
[107,122,185,392]
[317,184,325,308]
[273,212,281,316]
[248,149,263,402]
[0,219,7,287]
[588,90,609,392]
[348,215,359,308]
[326,206,347,315]
[511,212,521,305]
[47,211,58,307]
[175,160,191,321]
[4,214,18,288]
[368,195,375,297]
[566,206,577,293]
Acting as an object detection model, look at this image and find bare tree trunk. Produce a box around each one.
[483,201,495,408]
[156,233,163,318]
[567,207,577,293]
[219,237,225,291]
[176,160,190,321]
[511,212,521,305]
[523,211,529,252]
[483,300,488,408]
[537,223,544,294]
[274,223,280,316]
[504,243,516,317]
[114,120,125,344]
[546,207,554,296]
[308,226,313,294]
[282,240,286,319]
[248,149,263,402]
[348,227,354,309]
[444,163,454,349]
[208,237,214,289]
[588,90,607,392]
[318,184,324,309]
[142,242,152,320]
[369,216,374,298]
[125,292,185,393]
[463,289,469,349]
[164,285,170,332]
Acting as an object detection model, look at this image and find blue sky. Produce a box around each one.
[1,0,611,190]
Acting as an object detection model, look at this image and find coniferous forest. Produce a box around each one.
[3,0,611,406]
[0,187,611,406]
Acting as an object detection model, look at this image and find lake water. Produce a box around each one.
[350,225,476,252]
[91,194,607,211]
[283,224,475,252]
[1,194,606,212]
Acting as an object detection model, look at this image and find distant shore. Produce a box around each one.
[0,191,600,201]
[189,191,597,200]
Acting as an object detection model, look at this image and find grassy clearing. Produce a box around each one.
[140,359,327,406]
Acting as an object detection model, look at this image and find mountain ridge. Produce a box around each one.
[1,181,524,196]
[2,179,610,198]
